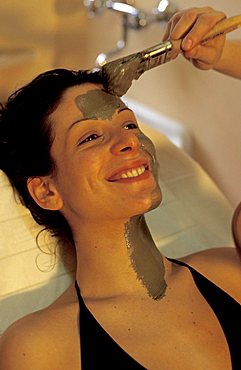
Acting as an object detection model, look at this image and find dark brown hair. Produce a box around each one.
[0,68,103,246]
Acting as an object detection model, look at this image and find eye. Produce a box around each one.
[78,133,101,145]
[124,122,139,130]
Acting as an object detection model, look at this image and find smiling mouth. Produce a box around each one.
[108,164,150,182]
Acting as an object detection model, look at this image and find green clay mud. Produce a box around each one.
[102,53,144,97]
[75,89,127,120]
[125,216,167,300]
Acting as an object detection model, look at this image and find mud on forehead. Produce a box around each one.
[75,89,127,120]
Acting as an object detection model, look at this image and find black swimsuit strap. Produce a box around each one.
[167,257,241,369]
[75,258,241,370]
[75,281,146,369]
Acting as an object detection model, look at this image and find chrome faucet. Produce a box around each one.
[83,1,178,66]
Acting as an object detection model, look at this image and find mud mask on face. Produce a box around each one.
[137,131,158,178]
[137,131,162,211]
[123,133,164,299]
[75,89,127,120]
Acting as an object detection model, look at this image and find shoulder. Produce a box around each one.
[0,284,79,370]
[0,310,56,370]
[182,247,241,302]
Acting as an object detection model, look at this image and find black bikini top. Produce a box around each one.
[75,258,241,369]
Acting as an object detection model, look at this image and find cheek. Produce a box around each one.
[81,154,99,172]
[138,132,156,156]
[55,152,99,198]
[73,158,101,195]
[137,132,158,175]
[69,150,100,177]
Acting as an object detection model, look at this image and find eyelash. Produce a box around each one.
[124,122,139,130]
[78,122,138,146]
[78,133,101,145]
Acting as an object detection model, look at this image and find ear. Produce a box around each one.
[27,176,63,211]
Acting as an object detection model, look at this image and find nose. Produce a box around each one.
[110,130,141,155]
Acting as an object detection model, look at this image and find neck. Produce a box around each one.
[125,215,167,300]
[74,215,167,300]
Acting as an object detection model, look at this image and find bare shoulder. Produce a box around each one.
[0,310,53,370]
[182,247,241,302]
[0,283,79,370]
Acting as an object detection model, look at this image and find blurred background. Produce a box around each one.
[0,0,240,206]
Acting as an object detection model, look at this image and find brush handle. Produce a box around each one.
[201,14,241,42]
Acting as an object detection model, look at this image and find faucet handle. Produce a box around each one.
[83,0,106,17]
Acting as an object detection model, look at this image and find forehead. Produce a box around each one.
[57,83,127,121]
[75,88,127,120]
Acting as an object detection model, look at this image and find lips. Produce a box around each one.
[107,159,150,182]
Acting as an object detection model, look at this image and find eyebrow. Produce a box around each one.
[118,107,132,114]
[67,107,133,133]
[67,116,97,133]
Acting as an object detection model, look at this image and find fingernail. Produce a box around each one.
[182,38,192,50]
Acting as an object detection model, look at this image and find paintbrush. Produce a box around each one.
[101,14,241,96]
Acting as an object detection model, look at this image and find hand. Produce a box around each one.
[163,7,226,70]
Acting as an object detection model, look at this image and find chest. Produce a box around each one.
[65,289,232,370]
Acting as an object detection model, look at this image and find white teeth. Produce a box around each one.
[127,170,134,177]
[120,165,145,179]
[121,173,128,179]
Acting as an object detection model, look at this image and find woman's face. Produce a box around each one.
[49,83,162,224]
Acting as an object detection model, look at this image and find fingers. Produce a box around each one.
[183,35,226,69]
[181,11,226,51]
[162,7,227,70]
[163,7,214,40]
[163,7,226,45]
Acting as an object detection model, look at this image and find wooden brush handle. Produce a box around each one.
[202,14,241,42]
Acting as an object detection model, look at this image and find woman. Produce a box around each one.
[0,67,240,370]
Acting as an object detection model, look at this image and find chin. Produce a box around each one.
[133,186,162,216]
[148,194,162,212]
[147,187,162,212]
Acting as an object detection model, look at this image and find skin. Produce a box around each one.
[0,84,241,370]
[163,6,241,79]
[76,87,166,299]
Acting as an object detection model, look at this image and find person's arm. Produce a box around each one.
[163,7,241,79]
[214,39,241,79]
